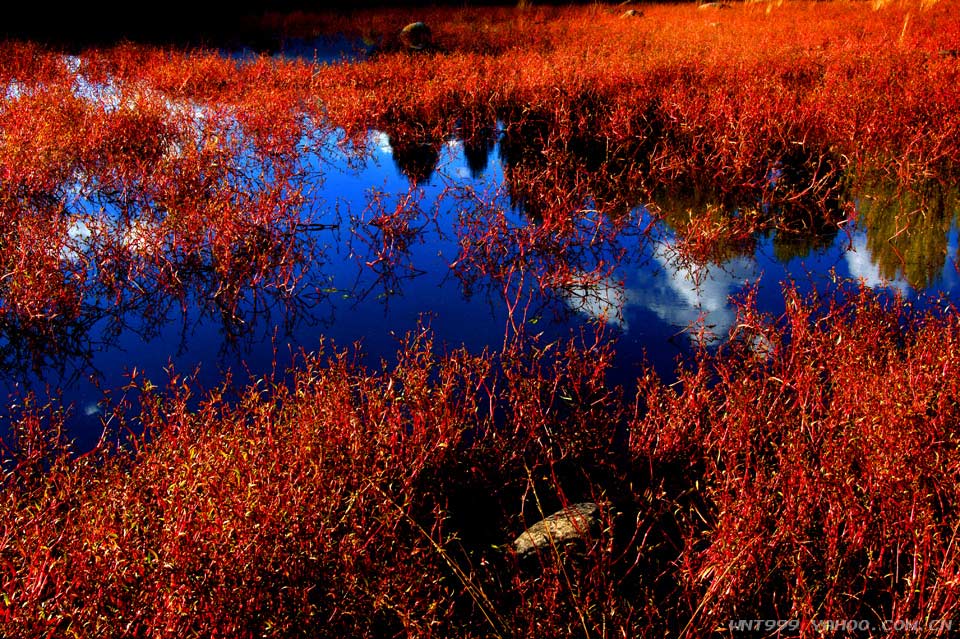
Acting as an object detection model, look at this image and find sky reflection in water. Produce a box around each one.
[1,103,958,449]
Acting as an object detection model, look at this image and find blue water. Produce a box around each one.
[224,35,373,65]
[2,70,958,451]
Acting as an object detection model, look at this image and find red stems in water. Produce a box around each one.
[2,284,960,637]
[2,3,960,636]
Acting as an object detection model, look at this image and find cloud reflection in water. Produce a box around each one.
[562,240,759,342]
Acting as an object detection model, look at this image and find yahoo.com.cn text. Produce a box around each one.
[729,618,954,633]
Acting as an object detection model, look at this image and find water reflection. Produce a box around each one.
[561,274,629,329]
[385,129,442,186]
[497,115,648,222]
[557,233,760,342]
[633,245,758,340]
[225,35,373,65]
[855,182,959,290]
[2,58,960,449]
[845,232,912,293]
[461,126,497,179]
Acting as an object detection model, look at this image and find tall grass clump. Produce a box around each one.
[2,285,960,637]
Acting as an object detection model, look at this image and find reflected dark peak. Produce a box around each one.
[495,113,655,222]
[497,116,550,170]
[462,129,497,179]
[385,128,442,187]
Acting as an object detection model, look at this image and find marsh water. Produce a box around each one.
[2,56,959,451]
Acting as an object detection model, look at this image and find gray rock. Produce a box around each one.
[512,502,600,556]
[399,22,432,51]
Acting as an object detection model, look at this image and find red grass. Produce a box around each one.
[0,2,957,333]
[1,2,960,636]
[2,285,959,637]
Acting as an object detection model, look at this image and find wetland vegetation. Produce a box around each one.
[1,1,959,636]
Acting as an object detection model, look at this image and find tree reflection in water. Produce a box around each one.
[1,56,958,447]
